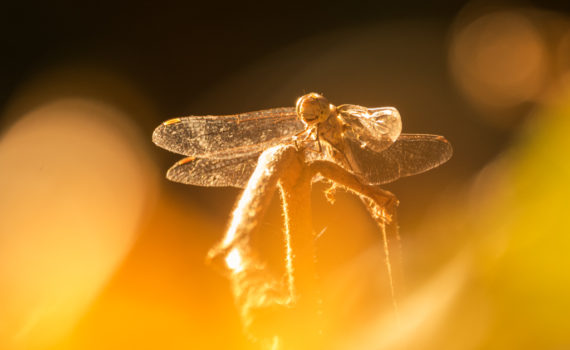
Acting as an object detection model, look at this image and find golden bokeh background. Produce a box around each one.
[1,1,570,349]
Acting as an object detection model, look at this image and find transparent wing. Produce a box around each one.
[337,104,402,153]
[344,133,452,185]
[152,107,304,158]
[166,153,261,188]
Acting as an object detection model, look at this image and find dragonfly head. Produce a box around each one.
[296,93,335,126]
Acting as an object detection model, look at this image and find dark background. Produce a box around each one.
[2,0,569,120]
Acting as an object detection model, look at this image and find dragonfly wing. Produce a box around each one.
[345,133,452,185]
[166,153,260,188]
[338,104,402,153]
[152,107,304,158]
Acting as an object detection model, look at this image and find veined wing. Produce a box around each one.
[165,134,451,188]
[166,153,260,188]
[337,104,402,154]
[345,134,452,185]
[152,107,304,158]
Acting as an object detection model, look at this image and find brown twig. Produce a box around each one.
[310,160,402,320]
[209,145,402,348]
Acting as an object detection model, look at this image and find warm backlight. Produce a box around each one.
[0,98,157,349]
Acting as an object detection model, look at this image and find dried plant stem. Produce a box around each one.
[208,145,298,261]
[209,145,403,347]
[362,197,402,321]
[207,145,301,342]
[278,154,323,348]
[310,161,402,319]
[208,144,323,348]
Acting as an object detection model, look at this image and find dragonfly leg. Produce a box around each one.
[309,160,399,221]
[316,125,323,153]
[294,124,320,143]
[292,129,307,150]
[309,160,402,317]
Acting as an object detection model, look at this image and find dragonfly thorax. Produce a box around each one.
[296,92,335,126]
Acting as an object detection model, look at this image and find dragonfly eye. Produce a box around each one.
[296,92,334,126]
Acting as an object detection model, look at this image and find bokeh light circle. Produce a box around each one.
[450,10,548,112]
[0,97,158,349]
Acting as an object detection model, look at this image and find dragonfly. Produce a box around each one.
[152,93,452,188]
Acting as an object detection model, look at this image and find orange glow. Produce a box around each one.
[163,117,182,125]
[332,251,469,350]
[175,156,196,165]
[0,98,158,349]
[3,11,570,349]
[450,10,548,112]
[226,248,245,272]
